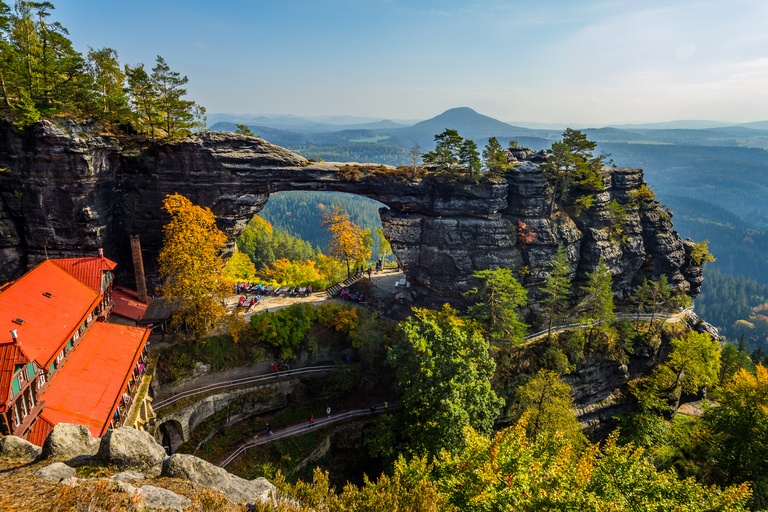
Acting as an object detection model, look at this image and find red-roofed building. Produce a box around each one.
[0,254,149,443]
[111,286,149,324]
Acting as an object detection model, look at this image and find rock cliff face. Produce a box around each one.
[0,119,702,306]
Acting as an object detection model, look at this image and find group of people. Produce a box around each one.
[237,295,261,309]
[235,282,264,293]
[340,288,363,303]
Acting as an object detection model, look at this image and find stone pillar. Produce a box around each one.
[130,235,149,303]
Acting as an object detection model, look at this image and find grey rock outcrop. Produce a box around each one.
[34,461,76,481]
[41,423,99,461]
[688,311,722,341]
[0,435,42,459]
[0,120,703,307]
[97,427,166,477]
[162,453,274,505]
[111,470,147,482]
[138,485,192,511]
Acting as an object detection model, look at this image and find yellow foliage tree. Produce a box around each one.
[259,258,328,288]
[158,193,229,335]
[320,203,369,277]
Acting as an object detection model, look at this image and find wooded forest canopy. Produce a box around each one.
[0,0,204,136]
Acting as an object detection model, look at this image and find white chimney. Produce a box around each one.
[98,248,104,258]
[10,329,17,340]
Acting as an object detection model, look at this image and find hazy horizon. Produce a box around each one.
[54,0,768,125]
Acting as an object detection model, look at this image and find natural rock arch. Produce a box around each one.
[0,122,703,304]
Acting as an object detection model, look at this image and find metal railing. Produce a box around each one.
[153,365,337,412]
[522,306,694,343]
[219,403,399,468]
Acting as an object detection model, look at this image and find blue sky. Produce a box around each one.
[54,0,768,125]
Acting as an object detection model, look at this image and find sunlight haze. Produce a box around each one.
[54,0,768,125]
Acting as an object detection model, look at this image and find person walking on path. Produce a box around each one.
[266,422,273,436]
[367,267,372,278]
[273,362,279,373]
[326,406,331,419]
[309,415,314,427]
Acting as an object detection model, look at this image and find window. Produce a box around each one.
[38,373,46,388]
[13,401,21,426]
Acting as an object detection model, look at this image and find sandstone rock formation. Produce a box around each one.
[162,453,275,505]
[97,426,167,477]
[33,461,77,481]
[0,434,42,459]
[41,423,100,461]
[0,119,703,306]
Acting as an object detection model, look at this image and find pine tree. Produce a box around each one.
[580,257,615,343]
[541,244,572,339]
[125,63,160,138]
[151,55,195,136]
[422,129,463,173]
[482,136,508,175]
[459,138,481,176]
[464,268,528,344]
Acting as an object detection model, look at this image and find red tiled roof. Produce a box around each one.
[51,257,117,293]
[0,260,101,371]
[0,342,29,412]
[40,322,149,438]
[112,288,149,322]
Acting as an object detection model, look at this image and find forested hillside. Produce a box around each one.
[258,191,387,251]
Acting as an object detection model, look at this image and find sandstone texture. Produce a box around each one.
[41,423,99,461]
[162,453,275,505]
[0,119,703,306]
[97,427,167,477]
[34,461,76,481]
[0,435,42,459]
[138,485,192,511]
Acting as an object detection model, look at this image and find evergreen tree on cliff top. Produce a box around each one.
[543,128,606,215]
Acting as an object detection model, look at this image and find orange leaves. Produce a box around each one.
[320,203,369,276]
[158,193,229,335]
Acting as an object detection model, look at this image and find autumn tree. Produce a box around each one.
[320,203,368,278]
[541,244,572,339]
[158,193,229,335]
[223,247,256,281]
[705,365,768,490]
[512,369,585,446]
[658,330,721,394]
[388,305,504,457]
[464,268,528,344]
